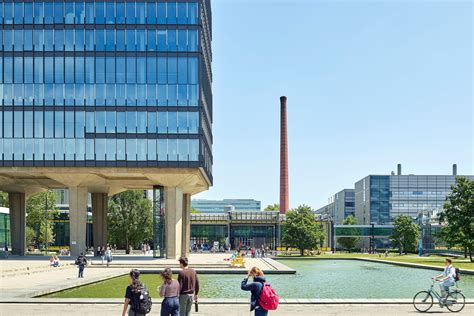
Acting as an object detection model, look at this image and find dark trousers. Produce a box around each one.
[78,265,85,278]
[161,297,180,316]
[255,307,268,316]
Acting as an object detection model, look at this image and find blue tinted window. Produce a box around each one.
[126,2,135,24]
[45,111,54,137]
[189,112,199,133]
[116,2,125,24]
[117,112,126,133]
[168,58,177,84]
[147,58,157,84]
[148,112,157,133]
[34,57,43,83]
[157,139,167,160]
[14,57,24,83]
[96,30,105,51]
[106,58,115,83]
[14,2,23,25]
[147,3,156,24]
[54,57,64,83]
[168,30,177,51]
[85,57,95,83]
[4,112,13,137]
[75,112,85,137]
[65,112,74,138]
[126,30,135,51]
[34,112,44,137]
[96,84,105,106]
[167,2,177,24]
[177,3,187,24]
[106,112,115,133]
[34,2,43,24]
[24,3,33,24]
[75,2,85,24]
[75,57,85,83]
[137,30,146,51]
[76,139,85,160]
[116,57,126,83]
[127,84,136,105]
[65,30,74,51]
[137,57,146,84]
[96,139,105,160]
[85,139,94,159]
[24,57,33,83]
[188,57,198,84]
[117,139,125,160]
[14,112,23,137]
[106,30,115,51]
[157,30,166,51]
[157,3,166,23]
[54,1,63,24]
[14,30,24,51]
[137,112,147,133]
[65,57,74,84]
[157,58,167,83]
[76,29,85,51]
[85,30,94,50]
[178,30,187,51]
[96,2,105,24]
[4,30,13,51]
[34,30,43,51]
[126,139,137,161]
[148,140,157,160]
[85,2,94,24]
[54,29,64,51]
[147,30,156,51]
[168,112,177,133]
[178,58,188,84]
[24,30,33,51]
[188,2,198,24]
[4,57,13,84]
[4,3,13,24]
[126,57,136,83]
[126,112,137,133]
[65,2,74,24]
[136,2,146,24]
[86,112,94,133]
[106,2,115,24]
[44,2,54,24]
[44,30,53,51]
[96,111,106,133]
[189,30,198,51]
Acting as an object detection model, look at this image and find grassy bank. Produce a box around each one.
[278,253,474,270]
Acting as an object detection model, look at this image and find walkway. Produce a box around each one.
[1,303,472,315]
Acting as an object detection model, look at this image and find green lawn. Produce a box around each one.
[279,253,474,270]
[45,274,166,298]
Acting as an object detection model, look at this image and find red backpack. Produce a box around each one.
[258,283,280,311]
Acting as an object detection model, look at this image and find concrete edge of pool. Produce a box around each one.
[1,298,474,305]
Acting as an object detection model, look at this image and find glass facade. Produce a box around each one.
[192,199,262,213]
[0,0,213,181]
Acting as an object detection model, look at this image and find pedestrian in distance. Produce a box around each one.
[177,257,199,316]
[241,267,280,316]
[100,246,106,265]
[75,253,88,278]
[106,247,113,267]
[122,269,153,316]
[159,268,180,316]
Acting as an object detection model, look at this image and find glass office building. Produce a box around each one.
[315,189,355,224]
[0,0,213,182]
[192,199,262,213]
[355,174,474,225]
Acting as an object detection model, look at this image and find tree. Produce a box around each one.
[264,204,280,212]
[0,191,8,207]
[391,214,420,254]
[282,205,325,256]
[191,207,201,214]
[108,190,153,253]
[439,177,474,262]
[337,215,360,253]
[26,191,58,248]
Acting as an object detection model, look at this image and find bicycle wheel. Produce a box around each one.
[446,291,465,313]
[413,291,433,312]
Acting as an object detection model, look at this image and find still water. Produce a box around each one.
[199,260,474,299]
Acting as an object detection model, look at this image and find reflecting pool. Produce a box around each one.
[44,260,474,299]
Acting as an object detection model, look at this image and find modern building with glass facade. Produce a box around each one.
[315,189,354,224]
[192,199,261,213]
[0,0,213,258]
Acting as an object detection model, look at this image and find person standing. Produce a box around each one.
[106,247,113,267]
[122,269,145,316]
[177,257,199,316]
[241,267,268,316]
[159,268,180,316]
[100,246,106,265]
[75,253,88,278]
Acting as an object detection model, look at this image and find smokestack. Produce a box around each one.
[280,96,289,214]
[397,164,402,175]
[453,164,457,176]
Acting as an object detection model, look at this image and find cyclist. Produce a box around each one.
[433,258,456,302]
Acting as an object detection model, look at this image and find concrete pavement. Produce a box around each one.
[0,303,472,315]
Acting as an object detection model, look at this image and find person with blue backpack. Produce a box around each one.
[241,267,279,315]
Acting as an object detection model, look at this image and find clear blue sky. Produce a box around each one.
[194,0,473,210]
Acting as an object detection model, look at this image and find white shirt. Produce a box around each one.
[443,265,456,282]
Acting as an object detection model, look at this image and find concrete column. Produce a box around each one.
[164,187,183,259]
[69,187,88,257]
[181,194,191,258]
[9,193,26,256]
[92,193,108,249]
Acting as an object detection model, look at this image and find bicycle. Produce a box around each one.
[413,280,465,313]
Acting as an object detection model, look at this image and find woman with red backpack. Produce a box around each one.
[241,267,279,315]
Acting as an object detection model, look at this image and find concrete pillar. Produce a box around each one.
[92,193,108,249]
[164,187,183,259]
[69,187,88,257]
[9,193,26,256]
[181,194,191,258]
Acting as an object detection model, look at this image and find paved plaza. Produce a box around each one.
[1,303,472,316]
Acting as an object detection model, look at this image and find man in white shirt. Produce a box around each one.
[433,258,456,299]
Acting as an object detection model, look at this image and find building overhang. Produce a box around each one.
[0,167,211,196]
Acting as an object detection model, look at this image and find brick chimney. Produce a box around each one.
[280,96,289,214]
